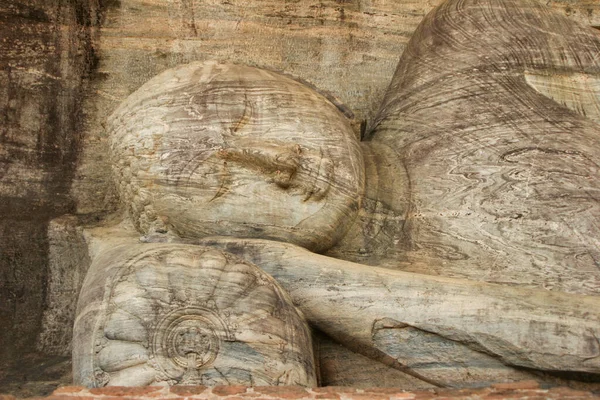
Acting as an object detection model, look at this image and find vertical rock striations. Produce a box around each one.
[0,0,100,364]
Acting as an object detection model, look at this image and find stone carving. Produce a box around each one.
[366,0,600,295]
[193,237,600,386]
[108,61,364,253]
[73,244,317,387]
[72,0,600,389]
[152,307,223,382]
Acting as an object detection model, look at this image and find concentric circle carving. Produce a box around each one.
[75,244,316,387]
[152,307,223,379]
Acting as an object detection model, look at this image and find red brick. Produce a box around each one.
[98,397,143,400]
[97,397,161,400]
[52,387,87,395]
[378,393,414,399]
[485,394,547,400]
[88,386,163,396]
[313,387,358,394]
[5,384,600,400]
[344,394,391,400]
[426,389,477,399]
[45,396,95,400]
[254,386,309,399]
[411,390,437,399]
[547,387,594,397]
[359,389,416,398]
[424,397,457,400]
[491,380,540,390]
[315,394,341,400]
[212,385,248,396]
[169,386,208,396]
[365,388,411,395]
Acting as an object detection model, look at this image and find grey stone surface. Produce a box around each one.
[73,243,316,387]
[37,216,92,356]
[368,0,600,295]
[107,62,364,253]
[1,0,600,395]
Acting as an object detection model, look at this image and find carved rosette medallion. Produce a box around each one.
[152,308,224,380]
[73,244,316,387]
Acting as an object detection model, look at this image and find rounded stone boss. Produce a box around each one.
[108,61,365,253]
[73,244,317,387]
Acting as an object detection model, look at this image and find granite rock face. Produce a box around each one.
[71,0,600,216]
[2,0,600,395]
[194,237,600,386]
[369,0,600,295]
[73,243,316,387]
[0,0,100,364]
[107,62,364,252]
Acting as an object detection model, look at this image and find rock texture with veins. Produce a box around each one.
[73,244,316,388]
[4,0,600,396]
[369,0,600,296]
[74,0,600,388]
[107,61,364,252]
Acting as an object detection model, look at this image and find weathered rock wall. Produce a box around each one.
[0,0,100,363]
[1,0,599,379]
[70,0,600,215]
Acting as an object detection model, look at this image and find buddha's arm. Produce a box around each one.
[186,237,600,375]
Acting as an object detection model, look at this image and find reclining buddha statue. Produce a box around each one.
[73,0,600,389]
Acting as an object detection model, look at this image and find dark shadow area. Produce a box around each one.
[0,353,71,398]
[0,0,103,370]
[514,366,600,393]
